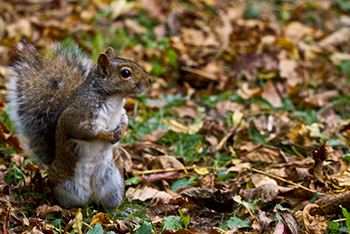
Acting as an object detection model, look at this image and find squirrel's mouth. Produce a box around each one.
[130,80,149,96]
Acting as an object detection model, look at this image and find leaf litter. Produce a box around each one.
[1,0,350,233]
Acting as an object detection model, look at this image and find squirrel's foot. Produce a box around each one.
[111,116,128,144]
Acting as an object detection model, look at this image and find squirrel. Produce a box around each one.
[6,43,153,209]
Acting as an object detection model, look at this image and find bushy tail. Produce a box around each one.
[7,43,93,165]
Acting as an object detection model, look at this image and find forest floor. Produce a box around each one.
[1,0,350,233]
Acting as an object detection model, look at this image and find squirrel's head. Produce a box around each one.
[96,47,153,96]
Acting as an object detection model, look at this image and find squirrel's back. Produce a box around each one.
[7,44,93,164]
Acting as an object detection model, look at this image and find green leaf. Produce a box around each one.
[179,209,190,229]
[170,178,191,191]
[86,223,104,234]
[51,219,61,228]
[220,217,251,229]
[327,221,339,231]
[340,205,350,232]
[92,32,105,62]
[125,176,140,186]
[247,128,266,143]
[167,49,178,68]
[163,215,182,231]
[135,222,152,234]
[340,60,350,78]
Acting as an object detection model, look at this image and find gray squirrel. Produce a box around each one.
[7,43,153,209]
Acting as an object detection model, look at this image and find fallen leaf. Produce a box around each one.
[193,166,209,176]
[243,184,293,202]
[106,219,138,233]
[284,21,314,42]
[180,187,235,213]
[261,80,282,108]
[36,204,63,219]
[90,212,111,226]
[273,220,288,234]
[165,119,204,134]
[318,27,350,52]
[0,121,23,153]
[299,204,333,234]
[72,209,83,234]
[142,129,168,142]
[126,185,173,203]
[146,155,185,170]
[274,207,300,234]
[315,191,350,214]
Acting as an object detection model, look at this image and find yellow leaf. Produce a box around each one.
[195,141,203,153]
[258,71,278,79]
[110,0,136,19]
[275,37,299,59]
[165,120,203,134]
[90,212,111,226]
[194,165,209,175]
[228,146,237,157]
[232,110,243,127]
[73,208,83,234]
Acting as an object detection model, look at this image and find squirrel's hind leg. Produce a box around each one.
[54,180,91,207]
[92,163,124,210]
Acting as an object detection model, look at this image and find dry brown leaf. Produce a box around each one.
[237,142,284,163]
[163,228,206,234]
[237,83,263,100]
[284,21,314,42]
[318,27,350,52]
[180,187,235,213]
[35,205,62,219]
[330,52,350,65]
[147,171,180,183]
[172,106,202,119]
[0,121,23,153]
[126,185,173,203]
[331,170,350,187]
[124,18,147,34]
[258,211,274,231]
[301,204,333,234]
[311,142,340,183]
[142,129,168,142]
[205,135,218,147]
[261,80,282,108]
[315,191,350,214]
[146,155,185,170]
[243,184,293,202]
[227,162,250,174]
[215,100,243,117]
[278,57,303,87]
[106,219,138,233]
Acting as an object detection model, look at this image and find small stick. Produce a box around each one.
[247,167,324,195]
[132,166,228,175]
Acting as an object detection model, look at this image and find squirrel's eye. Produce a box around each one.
[120,69,132,79]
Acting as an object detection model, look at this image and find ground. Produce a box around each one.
[1,0,350,233]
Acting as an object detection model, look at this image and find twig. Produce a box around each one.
[132,166,228,175]
[248,167,324,195]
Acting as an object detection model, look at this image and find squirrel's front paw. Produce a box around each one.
[111,121,128,144]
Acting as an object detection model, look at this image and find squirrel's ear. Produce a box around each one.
[105,47,115,58]
[97,53,111,77]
